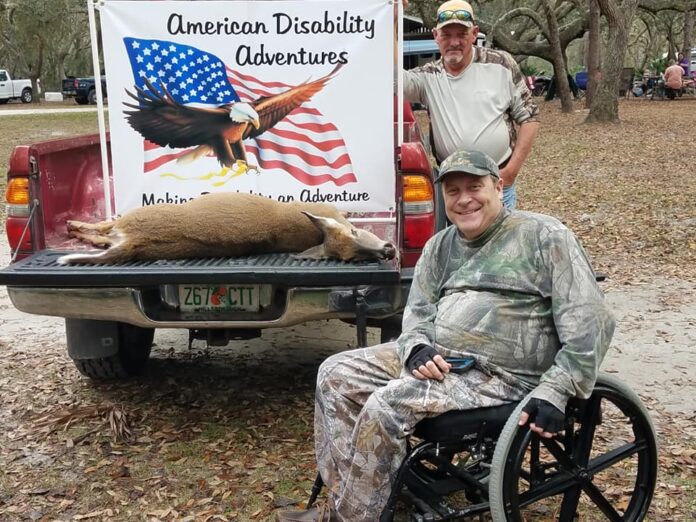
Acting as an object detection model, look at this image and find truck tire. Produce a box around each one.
[88,89,97,104]
[75,96,88,105]
[0,99,8,104]
[21,88,33,103]
[69,322,154,380]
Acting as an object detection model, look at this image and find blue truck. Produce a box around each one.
[61,75,107,105]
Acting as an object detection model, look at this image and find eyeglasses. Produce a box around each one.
[437,9,474,24]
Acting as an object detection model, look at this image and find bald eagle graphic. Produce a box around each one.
[123,64,343,175]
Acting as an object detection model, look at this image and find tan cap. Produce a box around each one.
[436,0,475,30]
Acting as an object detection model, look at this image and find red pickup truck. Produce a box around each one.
[1,105,440,380]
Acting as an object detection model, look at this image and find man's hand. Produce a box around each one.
[518,398,565,438]
[498,162,520,188]
[406,344,451,381]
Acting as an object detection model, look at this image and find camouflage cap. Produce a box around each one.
[435,149,500,183]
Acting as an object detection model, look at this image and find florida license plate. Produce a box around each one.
[178,285,260,312]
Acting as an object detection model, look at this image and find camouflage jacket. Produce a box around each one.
[397,209,616,411]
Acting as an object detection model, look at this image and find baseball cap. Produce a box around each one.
[436,0,476,31]
[435,150,500,183]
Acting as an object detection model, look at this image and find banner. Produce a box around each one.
[100,0,395,214]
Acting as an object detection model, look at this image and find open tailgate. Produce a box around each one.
[0,250,400,287]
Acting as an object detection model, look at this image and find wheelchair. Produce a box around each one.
[307,373,657,521]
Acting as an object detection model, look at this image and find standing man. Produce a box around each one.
[403,0,540,209]
[275,149,615,522]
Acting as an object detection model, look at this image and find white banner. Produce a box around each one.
[99,0,395,214]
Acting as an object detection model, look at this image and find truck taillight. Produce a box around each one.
[6,177,30,215]
[5,176,33,256]
[402,175,435,249]
[6,218,33,252]
[73,78,79,89]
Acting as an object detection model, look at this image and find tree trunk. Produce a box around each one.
[682,10,694,63]
[586,0,639,123]
[542,0,574,112]
[665,17,678,60]
[586,0,601,108]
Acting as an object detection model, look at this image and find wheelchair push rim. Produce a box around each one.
[488,373,658,522]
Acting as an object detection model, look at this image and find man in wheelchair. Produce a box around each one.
[276,150,657,522]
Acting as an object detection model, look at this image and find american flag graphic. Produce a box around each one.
[123,37,356,186]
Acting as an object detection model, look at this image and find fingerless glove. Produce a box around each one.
[405,344,439,373]
[521,398,565,434]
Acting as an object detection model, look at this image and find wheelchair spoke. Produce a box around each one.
[539,437,575,471]
[517,471,577,507]
[575,396,601,467]
[582,480,623,521]
[587,440,645,475]
[558,486,582,521]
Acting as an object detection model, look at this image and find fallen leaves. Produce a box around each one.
[519,99,696,286]
[0,100,694,520]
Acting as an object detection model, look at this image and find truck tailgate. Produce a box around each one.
[0,250,400,287]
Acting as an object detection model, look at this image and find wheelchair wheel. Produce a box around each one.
[488,373,657,521]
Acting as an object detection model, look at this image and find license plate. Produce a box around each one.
[178,285,260,312]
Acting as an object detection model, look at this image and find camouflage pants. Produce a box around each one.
[314,342,529,521]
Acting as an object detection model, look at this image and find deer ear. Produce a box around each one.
[301,211,332,234]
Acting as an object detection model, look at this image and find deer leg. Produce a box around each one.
[68,230,114,248]
[67,219,115,235]
[57,237,130,265]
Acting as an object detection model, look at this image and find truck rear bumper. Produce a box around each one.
[7,284,409,328]
[2,250,411,329]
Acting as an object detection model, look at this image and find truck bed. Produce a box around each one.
[0,250,399,287]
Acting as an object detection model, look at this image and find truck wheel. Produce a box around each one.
[88,89,97,104]
[21,88,33,103]
[68,321,154,380]
[75,96,88,105]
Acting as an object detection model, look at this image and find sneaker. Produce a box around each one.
[275,503,333,522]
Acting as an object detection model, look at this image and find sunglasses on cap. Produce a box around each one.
[437,9,474,24]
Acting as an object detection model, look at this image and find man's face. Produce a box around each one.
[442,173,503,240]
[434,24,479,71]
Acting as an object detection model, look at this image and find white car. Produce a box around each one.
[0,69,33,104]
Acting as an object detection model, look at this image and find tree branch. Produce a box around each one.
[638,0,696,13]
[491,7,550,42]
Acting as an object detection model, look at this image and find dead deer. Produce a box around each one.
[57,192,396,265]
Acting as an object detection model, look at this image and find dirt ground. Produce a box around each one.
[1,99,695,520]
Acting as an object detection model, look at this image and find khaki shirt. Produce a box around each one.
[403,47,539,164]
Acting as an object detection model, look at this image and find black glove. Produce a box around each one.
[406,344,440,373]
[521,398,565,434]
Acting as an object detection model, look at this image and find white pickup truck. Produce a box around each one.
[0,69,33,104]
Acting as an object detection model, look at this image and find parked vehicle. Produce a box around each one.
[61,75,107,105]
[530,74,552,97]
[0,104,439,380]
[0,69,33,104]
